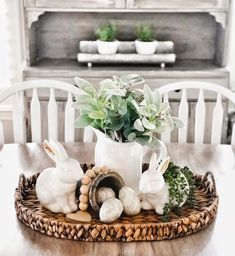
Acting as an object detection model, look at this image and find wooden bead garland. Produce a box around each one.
[79,166,109,211]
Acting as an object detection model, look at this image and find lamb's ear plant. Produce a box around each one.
[135,24,155,42]
[73,74,183,147]
[95,21,117,42]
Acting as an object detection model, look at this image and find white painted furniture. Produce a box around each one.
[0,80,93,144]
[158,81,235,145]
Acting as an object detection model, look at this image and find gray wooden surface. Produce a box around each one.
[0,142,234,256]
[23,59,229,84]
[77,53,176,64]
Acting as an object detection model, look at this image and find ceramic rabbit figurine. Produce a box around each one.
[139,153,189,215]
[36,139,84,214]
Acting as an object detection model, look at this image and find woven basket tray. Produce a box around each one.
[14,168,218,242]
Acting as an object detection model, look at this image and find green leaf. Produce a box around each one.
[135,136,150,146]
[123,117,131,129]
[74,77,96,96]
[107,118,124,131]
[132,88,144,97]
[74,114,93,128]
[104,89,126,99]
[127,132,136,142]
[89,111,105,120]
[143,84,154,104]
[99,79,116,88]
[148,136,160,148]
[148,104,158,113]
[159,102,170,114]
[172,117,184,128]
[75,94,93,103]
[110,96,122,108]
[123,127,133,139]
[134,119,145,132]
[165,115,174,130]
[106,129,116,140]
[153,90,162,110]
[118,102,127,115]
[155,124,168,133]
[131,99,140,110]
[72,101,98,111]
[142,117,156,130]
[139,106,151,117]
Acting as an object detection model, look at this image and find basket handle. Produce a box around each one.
[203,171,217,197]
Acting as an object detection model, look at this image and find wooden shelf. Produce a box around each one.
[23,58,229,80]
[26,7,228,13]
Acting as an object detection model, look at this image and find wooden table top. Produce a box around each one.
[0,142,235,256]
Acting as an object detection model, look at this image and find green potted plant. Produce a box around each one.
[95,21,118,55]
[73,74,183,191]
[135,24,156,54]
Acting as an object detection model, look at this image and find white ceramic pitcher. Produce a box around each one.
[93,128,167,192]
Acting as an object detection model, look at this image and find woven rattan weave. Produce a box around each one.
[14,169,218,242]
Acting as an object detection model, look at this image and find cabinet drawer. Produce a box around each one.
[127,0,229,9]
[27,0,125,8]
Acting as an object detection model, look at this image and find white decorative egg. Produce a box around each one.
[119,186,141,216]
[99,198,123,223]
[97,187,115,205]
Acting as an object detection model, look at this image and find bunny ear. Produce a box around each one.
[158,156,170,174]
[48,139,68,162]
[43,139,57,162]
[149,152,158,171]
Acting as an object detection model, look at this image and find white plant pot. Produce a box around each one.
[135,40,157,55]
[92,128,167,193]
[97,40,119,55]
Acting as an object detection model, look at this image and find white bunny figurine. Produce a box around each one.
[36,139,84,214]
[139,153,189,215]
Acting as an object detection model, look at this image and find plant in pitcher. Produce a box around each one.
[72,74,183,192]
[73,74,183,147]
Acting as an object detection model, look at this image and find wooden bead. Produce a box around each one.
[92,166,101,174]
[82,175,91,185]
[79,194,88,203]
[80,184,90,194]
[86,170,96,178]
[79,202,88,211]
[100,166,109,173]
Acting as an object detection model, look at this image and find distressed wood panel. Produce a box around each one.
[128,0,229,9]
[36,12,217,60]
[34,0,125,8]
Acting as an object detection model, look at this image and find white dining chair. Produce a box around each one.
[0,80,93,144]
[157,81,235,145]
